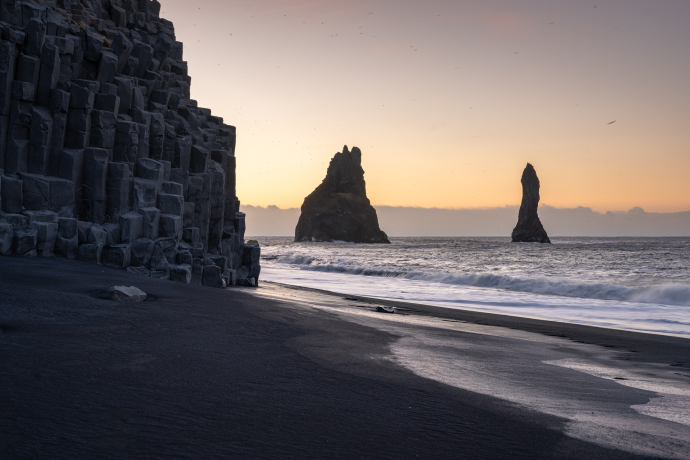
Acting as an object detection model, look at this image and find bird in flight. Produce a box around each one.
[607,120,617,124]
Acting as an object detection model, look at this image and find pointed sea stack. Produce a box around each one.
[511,163,551,243]
[295,146,390,243]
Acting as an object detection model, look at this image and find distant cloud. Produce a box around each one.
[242,204,690,237]
[242,205,301,237]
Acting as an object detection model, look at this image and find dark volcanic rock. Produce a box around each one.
[511,163,551,244]
[295,146,389,244]
[0,0,261,287]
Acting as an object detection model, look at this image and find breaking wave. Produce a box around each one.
[267,255,690,307]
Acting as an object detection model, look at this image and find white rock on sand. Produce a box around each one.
[100,286,147,302]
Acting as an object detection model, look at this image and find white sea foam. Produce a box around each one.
[269,255,690,307]
[261,266,690,336]
[256,237,690,335]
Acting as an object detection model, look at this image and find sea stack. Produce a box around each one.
[295,146,390,243]
[511,163,551,243]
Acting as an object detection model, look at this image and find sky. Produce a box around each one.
[160,0,690,213]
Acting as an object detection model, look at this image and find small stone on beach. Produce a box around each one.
[375,306,395,314]
[100,286,147,302]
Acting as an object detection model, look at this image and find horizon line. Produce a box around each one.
[244,235,690,239]
[242,204,690,215]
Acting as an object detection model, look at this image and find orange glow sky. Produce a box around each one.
[160,0,690,212]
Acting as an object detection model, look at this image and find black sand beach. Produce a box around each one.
[1,256,688,459]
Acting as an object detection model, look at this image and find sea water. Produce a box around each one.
[255,237,690,336]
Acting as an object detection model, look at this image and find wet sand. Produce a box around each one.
[1,256,688,459]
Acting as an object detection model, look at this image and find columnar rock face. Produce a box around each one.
[0,0,259,287]
[511,163,550,244]
[295,145,390,244]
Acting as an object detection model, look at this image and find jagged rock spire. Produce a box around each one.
[295,145,389,243]
[511,163,551,243]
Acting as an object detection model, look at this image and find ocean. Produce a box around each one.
[255,237,690,337]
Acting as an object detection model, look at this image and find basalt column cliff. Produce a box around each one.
[511,163,550,244]
[295,145,389,244]
[0,0,260,287]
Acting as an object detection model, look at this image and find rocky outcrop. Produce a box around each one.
[295,145,389,244]
[511,163,550,244]
[0,0,259,287]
